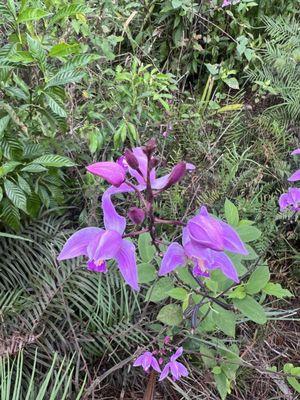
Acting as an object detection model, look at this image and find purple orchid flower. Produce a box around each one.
[159,347,188,381]
[288,170,300,182]
[279,187,300,212]
[187,206,248,255]
[57,193,139,291]
[158,227,240,282]
[133,351,161,373]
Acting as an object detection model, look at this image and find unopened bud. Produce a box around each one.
[128,207,145,225]
[124,149,140,170]
[149,157,159,170]
[142,138,157,155]
[163,162,186,190]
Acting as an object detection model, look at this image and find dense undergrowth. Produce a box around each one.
[0,1,299,399]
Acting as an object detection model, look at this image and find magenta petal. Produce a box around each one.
[86,161,125,187]
[57,227,104,260]
[93,230,122,260]
[159,364,170,381]
[171,347,183,361]
[174,362,188,379]
[213,252,239,283]
[188,216,224,251]
[102,184,132,234]
[151,173,170,190]
[115,239,139,291]
[133,353,147,367]
[158,243,186,276]
[151,357,162,373]
[279,193,289,211]
[291,148,300,155]
[219,221,248,255]
[288,169,300,182]
[87,260,107,272]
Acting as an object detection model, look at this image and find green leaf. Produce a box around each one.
[224,199,239,226]
[3,179,27,212]
[223,77,239,90]
[21,164,48,173]
[214,372,229,400]
[246,264,270,294]
[51,4,90,24]
[30,155,75,168]
[17,8,49,23]
[0,187,2,202]
[45,94,67,117]
[138,232,155,262]
[171,0,182,8]
[263,283,293,298]
[157,304,183,326]
[26,192,41,218]
[168,287,188,301]
[0,115,10,137]
[49,43,80,58]
[213,304,236,337]
[228,285,246,299]
[199,344,216,368]
[0,161,21,177]
[0,198,20,230]
[138,263,156,284]
[176,266,197,288]
[17,175,31,195]
[233,296,267,324]
[236,225,261,242]
[145,277,174,303]
[45,70,85,88]
[26,34,46,68]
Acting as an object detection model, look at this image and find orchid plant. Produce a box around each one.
[58,139,294,399]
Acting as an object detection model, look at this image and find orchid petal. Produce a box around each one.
[159,364,170,381]
[158,243,186,276]
[171,347,183,361]
[115,239,139,291]
[288,169,300,182]
[291,148,300,155]
[102,184,133,234]
[57,227,103,260]
[213,252,239,283]
[151,357,162,373]
[279,193,289,211]
[93,230,122,260]
[188,214,224,251]
[86,161,125,186]
[219,221,248,255]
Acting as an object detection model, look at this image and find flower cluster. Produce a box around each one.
[159,205,247,282]
[57,141,247,289]
[57,142,194,291]
[279,149,300,212]
[133,346,188,382]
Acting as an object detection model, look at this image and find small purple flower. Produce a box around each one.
[291,148,300,155]
[57,188,139,291]
[279,187,300,212]
[158,227,240,282]
[288,169,300,182]
[159,347,188,381]
[187,206,248,255]
[86,161,126,187]
[222,0,240,6]
[133,351,161,373]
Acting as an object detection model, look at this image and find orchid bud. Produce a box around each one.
[124,149,140,170]
[128,207,145,225]
[142,138,157,155]
[149,157,159,170]
[163,162,186,190]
